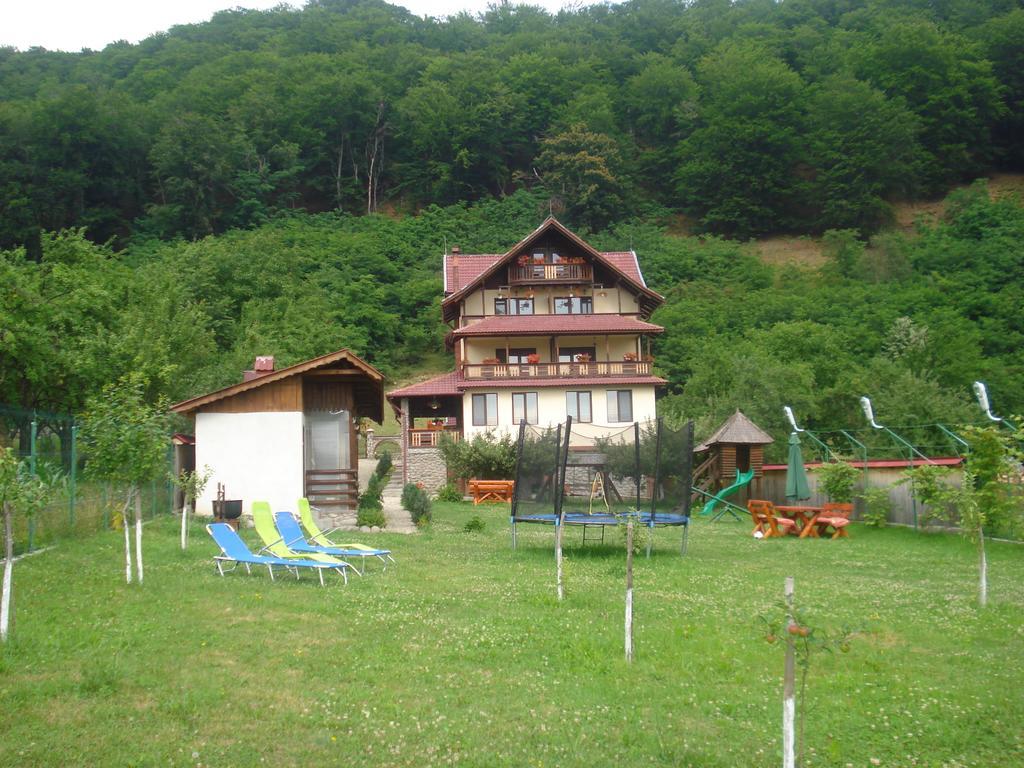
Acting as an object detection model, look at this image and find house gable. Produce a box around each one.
[441,217,663,323]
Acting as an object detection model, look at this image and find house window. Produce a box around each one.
[495,298,534,315]
[607,390,633,423]
[512,392,538,425]
[558,347,596,363]
[554,296,593,315]
[566,391,592,423]
[472,393,498,426]
[496,348,536,364]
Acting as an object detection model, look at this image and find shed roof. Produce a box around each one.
[170,348,385,422]
[696,410,775,450]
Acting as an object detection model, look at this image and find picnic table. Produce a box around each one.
[775,505,823,538]
[468,479,515,505]
[777,504,852,539]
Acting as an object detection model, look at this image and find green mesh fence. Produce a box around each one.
[1,403,174,556]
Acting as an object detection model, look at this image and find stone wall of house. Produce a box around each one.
[406,447,449,494]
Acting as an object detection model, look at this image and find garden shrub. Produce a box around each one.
[463,516,486,533]
[435,482,464,502]
[357,459,393,528]
[816,460,860,502]
[440,432,516,480]
[401,483,432,527]
[858,486,891,527]
[373,452,393,480]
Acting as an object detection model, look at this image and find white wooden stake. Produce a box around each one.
[555,518,564,601]
[123,491,133,584]
[783,576,796,768]
[180,499,190,550]
[625,517,634,663]
[1,502,13,642]
[978,528,988,608]
[134,486,144,584]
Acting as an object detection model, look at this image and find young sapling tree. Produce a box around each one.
[0,448,53,642]
[80,376,170,584]
[173,465,212,550]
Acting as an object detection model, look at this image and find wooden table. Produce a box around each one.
[775,505,823,538]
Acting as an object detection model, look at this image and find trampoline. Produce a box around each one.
[511,417,694,555]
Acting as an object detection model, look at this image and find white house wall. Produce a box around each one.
[195,411,304,516]
[461,385,657,440]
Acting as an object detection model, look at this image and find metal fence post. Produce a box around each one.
[69,424,78,528]
[27,417,38,551]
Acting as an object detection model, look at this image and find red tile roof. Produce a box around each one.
[444,254,502,294]
[762,457,965,471]
[600,251,646,287]
[459,375,666,389]
[386,371,462,399]
[450,314,664,338]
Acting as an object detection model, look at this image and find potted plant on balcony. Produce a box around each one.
[623,352,638,362]
[574,353,591,363]
[526,353,540,365]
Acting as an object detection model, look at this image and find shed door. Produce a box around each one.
[304,412,350,470]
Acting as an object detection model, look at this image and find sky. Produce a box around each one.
[2,0,574,52]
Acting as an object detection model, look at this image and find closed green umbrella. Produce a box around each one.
[785,432,811,501]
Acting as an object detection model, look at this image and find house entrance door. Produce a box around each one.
[303,411,356,510]
[304,411,350,471]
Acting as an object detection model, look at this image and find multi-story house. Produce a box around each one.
[386,217,666,491]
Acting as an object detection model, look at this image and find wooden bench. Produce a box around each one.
[469,479,515,505]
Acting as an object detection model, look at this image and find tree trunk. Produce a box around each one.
[625,518,634,663]
[1,502,14,642]
[123,490,134,584]
[135,486,144,584]
[783,576,796,768]
[978,528,988,608]
[555,518,564,601]
[180,498,191,551]
[334,139,346,211]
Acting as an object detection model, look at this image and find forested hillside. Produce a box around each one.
[1,0,1022,441]
[2,0,1022,253]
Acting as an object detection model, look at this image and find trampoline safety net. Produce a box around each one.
[512,418,694,525]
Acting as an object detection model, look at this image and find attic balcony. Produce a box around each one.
[507,262,593,284]
[461,360,653,380]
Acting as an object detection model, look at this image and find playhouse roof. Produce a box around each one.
[170,348,385,422]
[696,410,775,450]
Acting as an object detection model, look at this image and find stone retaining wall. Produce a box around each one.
[406,447,449,494]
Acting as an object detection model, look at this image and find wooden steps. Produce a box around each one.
[305,468,359,510]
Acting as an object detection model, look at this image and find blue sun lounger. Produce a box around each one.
[206,523,349,586]
[274,512,392,574]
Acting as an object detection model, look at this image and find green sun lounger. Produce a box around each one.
[297,498,395,563]
[206,523,348,586]
[274,512,391,574]
[251,501,354,571]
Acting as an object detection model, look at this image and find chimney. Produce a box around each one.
[243,355,275,382]
[451,245,460,255]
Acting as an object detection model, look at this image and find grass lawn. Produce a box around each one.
[1,504,1022,767]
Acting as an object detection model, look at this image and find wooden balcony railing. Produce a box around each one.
[507,263,593,283]
[410,428,460,448]
[462,361,652,380]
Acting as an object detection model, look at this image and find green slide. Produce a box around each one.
[700,469,755,516]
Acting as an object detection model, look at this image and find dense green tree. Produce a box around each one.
[675,43,807,235]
